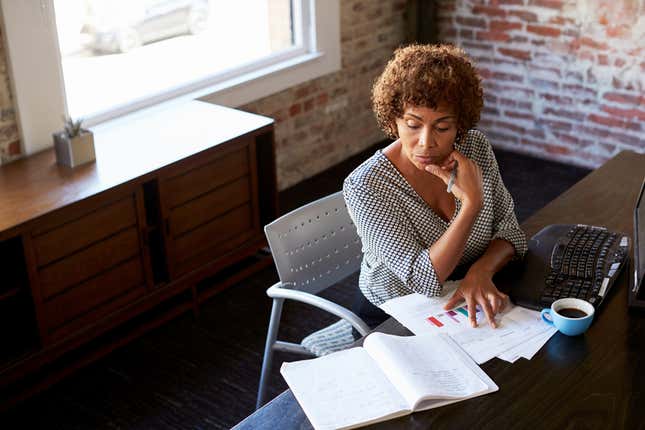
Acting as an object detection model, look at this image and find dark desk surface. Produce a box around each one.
[235,150,645,430]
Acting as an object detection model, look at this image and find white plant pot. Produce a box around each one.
[53,129,96,168]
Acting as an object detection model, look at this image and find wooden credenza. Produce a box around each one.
[0,101,277,405]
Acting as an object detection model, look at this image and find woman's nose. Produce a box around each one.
[418,128,434,148]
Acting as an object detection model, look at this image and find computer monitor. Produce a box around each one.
[629,177,645,308]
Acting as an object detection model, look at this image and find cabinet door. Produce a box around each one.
[29,189,149,344]
[159,137,261,279]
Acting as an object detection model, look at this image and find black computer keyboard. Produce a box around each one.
[541,225,630,308]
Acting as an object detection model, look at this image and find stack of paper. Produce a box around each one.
[379,281,557,364]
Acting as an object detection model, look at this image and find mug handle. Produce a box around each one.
[541,309,554,325]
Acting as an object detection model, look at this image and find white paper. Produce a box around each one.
[364,333,491,409]
[281,347,409,430]
[380,282,555,364]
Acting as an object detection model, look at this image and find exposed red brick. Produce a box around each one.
[456,17,487,29]
[510,35,529,43]
[493,71,524,83]
[462,41,495,52]
[548,16,574,25]
[460,29,474,40]
[543,119,573,131]
[601,105,645,121]
[484,94,498,104]
[498,47,531,61]
[580,37,608,50]
[508,10,538,22]
[500,98,517,107]
[544,144,571,155]
[577,125,610,139]
[603,92,642,106]
[472,5,506,18]
[486,130,520,145]
[589,114,625,128]
[295,84,317,99]
[303,98,315,112]
[563,84,597,99]
[553,132,579,145]
[365,8,383,20]
[496,120,526,134]
[477,31,511,42]
[483,106,500,116]
[289,103,302,117]
[316,93,329,106]
[529,0,564,9]
[521,138,571,155]
[505,111,534,120]
[543,108,586,121]
[478,67,494,79]
[525,128,546,139]
[494,0,523,5]
[490,21,523,32]
[539,93,572,105]
[8,140,20,155]
[529,78,559,91]
[527,25,561,37]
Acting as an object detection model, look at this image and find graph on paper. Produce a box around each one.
[426,305,482,331]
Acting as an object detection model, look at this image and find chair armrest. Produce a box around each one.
[267,283,371,336]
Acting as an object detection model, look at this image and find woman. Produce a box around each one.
[344,44,527,330]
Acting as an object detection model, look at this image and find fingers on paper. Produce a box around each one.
[481,299,496,329]
[466,296,477,328]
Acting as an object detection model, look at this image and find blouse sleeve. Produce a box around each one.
[482,138,528,259]
[343,176,443,297]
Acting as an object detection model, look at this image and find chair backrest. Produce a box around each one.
[264,191,363,295]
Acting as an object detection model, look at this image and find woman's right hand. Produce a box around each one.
[425,150,484,211]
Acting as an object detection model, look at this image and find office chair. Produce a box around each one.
[256,191,371,409]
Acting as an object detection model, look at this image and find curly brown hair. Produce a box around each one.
[372,44,484,139]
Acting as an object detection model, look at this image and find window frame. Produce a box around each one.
[0,0,340,155]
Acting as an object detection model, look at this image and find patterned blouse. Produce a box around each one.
[343,129,528,306]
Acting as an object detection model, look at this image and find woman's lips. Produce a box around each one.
[414,155,440,164]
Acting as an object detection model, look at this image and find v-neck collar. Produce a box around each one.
[375,149,461,226]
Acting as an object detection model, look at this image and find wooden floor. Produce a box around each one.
[0,144,590,429]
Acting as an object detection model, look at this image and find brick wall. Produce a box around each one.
[240,0,408,190]
[436,0,645,167]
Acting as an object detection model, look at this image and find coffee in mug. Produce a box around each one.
[557,308,588,319]
[541,298,595,336]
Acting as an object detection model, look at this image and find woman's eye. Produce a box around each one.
[435,127,449,132]
[406,122,420,129]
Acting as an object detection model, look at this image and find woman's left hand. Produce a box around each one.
[442,269,509,328]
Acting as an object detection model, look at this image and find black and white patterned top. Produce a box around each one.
[343,129,528,306]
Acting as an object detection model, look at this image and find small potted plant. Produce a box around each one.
[53,116,96,167]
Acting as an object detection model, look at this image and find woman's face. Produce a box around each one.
[395,104,458,172]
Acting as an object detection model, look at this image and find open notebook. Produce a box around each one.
[280,332,498,430]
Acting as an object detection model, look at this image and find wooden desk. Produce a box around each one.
[235,150,645,430]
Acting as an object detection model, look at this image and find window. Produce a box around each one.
[1,0,339,155]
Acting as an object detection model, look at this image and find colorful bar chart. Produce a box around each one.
[426,305,481,329]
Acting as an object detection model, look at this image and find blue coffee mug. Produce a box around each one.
[541,298,595,336]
